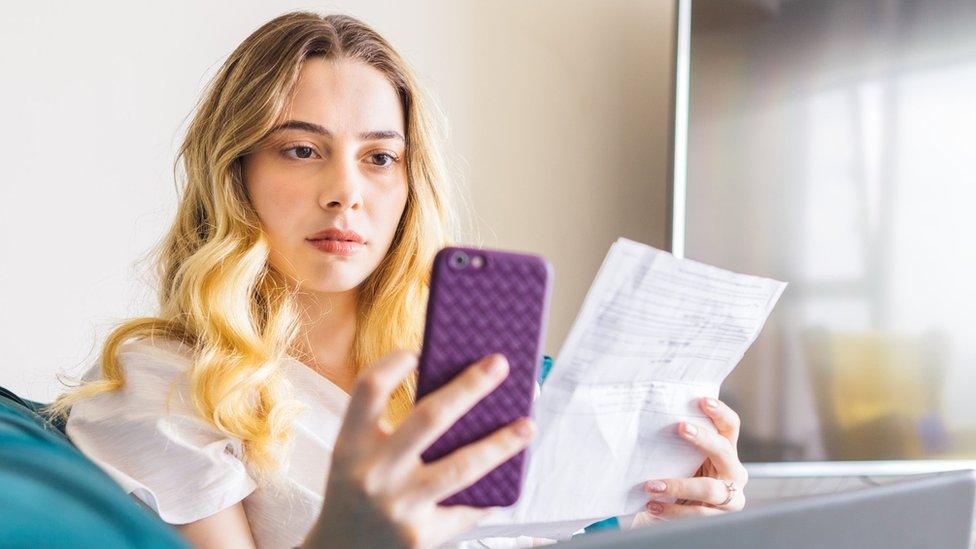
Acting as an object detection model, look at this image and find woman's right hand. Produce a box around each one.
[302,350,536,549]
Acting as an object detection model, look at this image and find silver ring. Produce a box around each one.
[719,479,737,506]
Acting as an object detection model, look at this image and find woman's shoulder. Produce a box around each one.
[117,334,196,368]
[66,335,235,463]
[78,335,194,383]
[65,335,258,525]
[70,335,200,420]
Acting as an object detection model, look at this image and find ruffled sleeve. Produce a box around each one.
[65,337,257,525]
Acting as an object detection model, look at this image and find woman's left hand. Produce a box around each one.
[628,397,748,527]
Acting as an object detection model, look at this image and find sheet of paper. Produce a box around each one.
[453,238,787,542]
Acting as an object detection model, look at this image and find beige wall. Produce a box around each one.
[447,0,677,354]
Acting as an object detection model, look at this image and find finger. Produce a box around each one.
[644,500,726,519]
[430,505,493,543]
[394,505,491,548]
[699,397,741,445]
[410,416,535,502]
[385,354,509,460]
[643,477,743,509]
[677,422,747,483]
[342,350,420,436]
[631,510,666,529]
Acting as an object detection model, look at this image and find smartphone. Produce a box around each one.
[414,245,553,507]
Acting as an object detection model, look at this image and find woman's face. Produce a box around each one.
[243,57,409,294]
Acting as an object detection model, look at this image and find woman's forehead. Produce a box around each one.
[283,57,404,136]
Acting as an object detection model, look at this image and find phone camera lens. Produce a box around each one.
[450,251,469,269]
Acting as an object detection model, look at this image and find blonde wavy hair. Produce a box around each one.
[48,11,459,483]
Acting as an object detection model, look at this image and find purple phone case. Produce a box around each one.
[415,246,553,507]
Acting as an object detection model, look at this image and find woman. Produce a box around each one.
[49,11,748,549]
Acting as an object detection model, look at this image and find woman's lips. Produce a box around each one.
[307,238,364,256]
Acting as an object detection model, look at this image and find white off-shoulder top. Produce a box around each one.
[65,336,539,548]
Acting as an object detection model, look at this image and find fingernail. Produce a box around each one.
[645,480,667,493]
[704,398,718,409]
[683,423,698,438]
[484,355,508,377]
[646,502,664,515]
[513,418,534,438]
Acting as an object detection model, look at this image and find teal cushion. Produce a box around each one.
[0,387,188,548]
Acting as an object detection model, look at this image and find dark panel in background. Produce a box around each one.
[687,0,976,461]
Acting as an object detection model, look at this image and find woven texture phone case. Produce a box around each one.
[415,247,553,507]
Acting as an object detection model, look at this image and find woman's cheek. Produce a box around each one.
[371,182,408,240]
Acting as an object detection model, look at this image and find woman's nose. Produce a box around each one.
[319,158,364,212]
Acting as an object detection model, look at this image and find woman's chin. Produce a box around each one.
[273,255,374,294]
[297,269,367,294]
[300,282,360,294]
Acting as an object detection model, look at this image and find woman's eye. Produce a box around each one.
[281,145,319,160]
[368,152,399,168]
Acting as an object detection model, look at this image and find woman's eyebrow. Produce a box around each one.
[271,120,404,142]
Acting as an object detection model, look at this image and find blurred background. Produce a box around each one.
[2,0,973,466]
[686,0,976,463]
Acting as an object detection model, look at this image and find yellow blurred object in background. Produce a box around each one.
[805,330,948,460]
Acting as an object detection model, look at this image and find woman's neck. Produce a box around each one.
[290,288,359,394]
